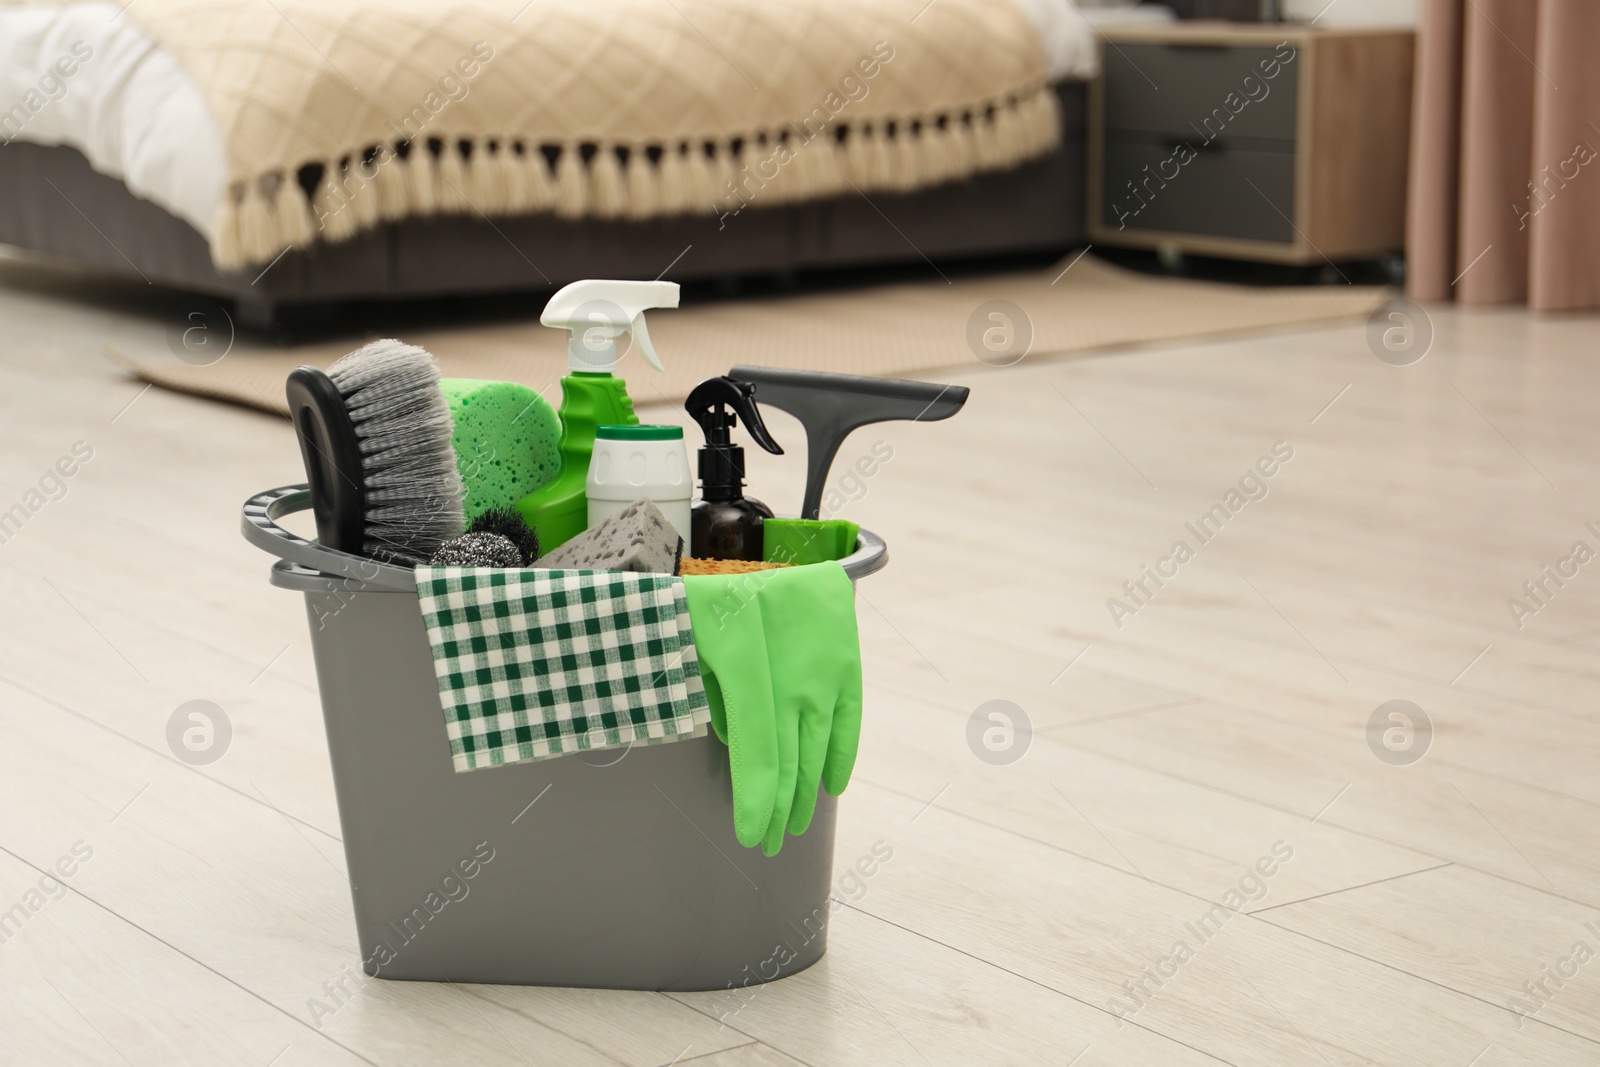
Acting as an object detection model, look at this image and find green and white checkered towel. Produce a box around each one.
[414,567,711,772]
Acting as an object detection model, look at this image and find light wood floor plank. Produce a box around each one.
[853,684,1442,913]
[675,1043,806,1067]
[1261,864,1600,1045]
[0,846,370,1066]
[1040,699,1600,908]
[670,903,1229,1066]
[835,781,1600,1066]
[883,580,1600,809]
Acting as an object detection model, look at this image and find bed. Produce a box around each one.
[0,0,1170,318]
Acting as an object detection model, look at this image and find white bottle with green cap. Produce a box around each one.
[587,424,692,544]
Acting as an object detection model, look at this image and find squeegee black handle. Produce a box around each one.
[285,366,366,554]
[728,366,969,519]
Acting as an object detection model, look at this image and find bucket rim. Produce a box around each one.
[243,484,888,592]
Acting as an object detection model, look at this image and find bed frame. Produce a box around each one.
[0,85,1084,319]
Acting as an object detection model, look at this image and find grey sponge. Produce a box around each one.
[536,499,683,575]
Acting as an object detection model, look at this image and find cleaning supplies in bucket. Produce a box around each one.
[517,280,680,554]
[685,376,784,561]
[280,324,960,859]
[285,340,465,563]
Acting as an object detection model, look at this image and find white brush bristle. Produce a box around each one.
[328,339,464,563]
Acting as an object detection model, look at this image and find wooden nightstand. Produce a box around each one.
[1088,22,1413,264]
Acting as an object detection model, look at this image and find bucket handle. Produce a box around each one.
[243,485,889,590]
[241,485,414,591]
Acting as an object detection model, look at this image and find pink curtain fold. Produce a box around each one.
[1407,0,1600,312]
[1406,0,1463,303]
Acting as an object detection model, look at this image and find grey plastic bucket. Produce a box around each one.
[242,485,887,990]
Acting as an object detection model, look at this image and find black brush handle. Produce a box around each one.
[285,366,366,554]
[727,366,969,520]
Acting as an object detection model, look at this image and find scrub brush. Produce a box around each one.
[285,340,465,564]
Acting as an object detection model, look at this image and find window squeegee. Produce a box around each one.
[727,366,970,520]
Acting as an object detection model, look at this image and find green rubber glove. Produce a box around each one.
[683,562,863,856]
[687,596,778,849]
[763,564,862,841]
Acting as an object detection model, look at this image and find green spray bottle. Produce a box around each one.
[515,279,680,551]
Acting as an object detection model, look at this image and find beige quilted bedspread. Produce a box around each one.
[18,0,1060,269]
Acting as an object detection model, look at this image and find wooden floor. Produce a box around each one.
[3,258,1599,1065]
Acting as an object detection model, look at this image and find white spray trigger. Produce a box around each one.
[629,310,664,371]
[540,279,679,374]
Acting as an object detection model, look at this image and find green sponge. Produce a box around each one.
[439,378,561,524]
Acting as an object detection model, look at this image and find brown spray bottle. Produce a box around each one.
[685,376,784,561]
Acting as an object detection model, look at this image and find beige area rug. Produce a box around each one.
[108,255,1391,414]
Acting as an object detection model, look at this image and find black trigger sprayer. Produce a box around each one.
[686,376,783,561]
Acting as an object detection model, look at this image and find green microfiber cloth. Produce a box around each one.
[439,379,561,524]
[763,518,859,565]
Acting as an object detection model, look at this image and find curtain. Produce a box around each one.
[1407,0,1600,312]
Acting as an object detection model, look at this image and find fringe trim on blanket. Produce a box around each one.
[212,84,1061,270]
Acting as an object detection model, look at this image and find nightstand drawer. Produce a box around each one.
[1104,43,1300,143]
[1101,139,1296,244]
